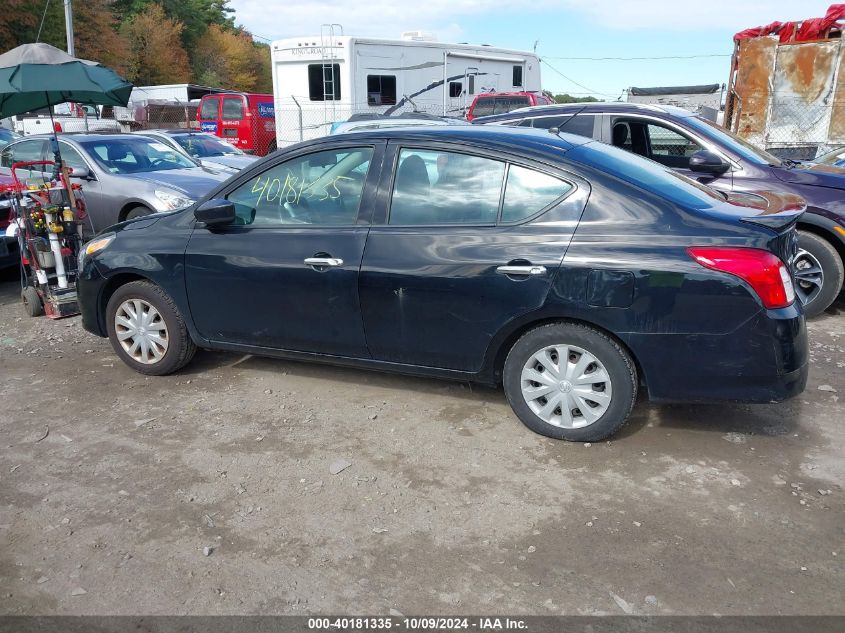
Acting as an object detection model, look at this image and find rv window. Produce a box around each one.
[449,82,463,98]
[308,64,342,101]
[468,75,475,95]
[512,66,523,87]
[366,75,397,106]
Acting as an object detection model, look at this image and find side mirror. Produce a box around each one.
[194,198,235,226]
[689,149,730,175]
[69,166,93,180]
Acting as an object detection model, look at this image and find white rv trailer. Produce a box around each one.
[270,32,542,146]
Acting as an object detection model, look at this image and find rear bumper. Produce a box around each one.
[625,305,808,403]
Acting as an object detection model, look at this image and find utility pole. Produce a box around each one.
[64,0,75,56]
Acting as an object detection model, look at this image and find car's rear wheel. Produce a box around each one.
[794,230,844,318]
[503,322,637,441]
[106,281,196,375]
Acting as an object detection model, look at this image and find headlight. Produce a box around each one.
[79,234,114,268]
[154,190,195,211]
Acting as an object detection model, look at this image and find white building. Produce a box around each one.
[270,31,542,145]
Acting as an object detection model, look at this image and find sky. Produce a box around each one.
[228,0,836,99]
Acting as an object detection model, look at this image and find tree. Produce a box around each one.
[121,4,190,85]
[74,0,130,75]
[194,24,268,91]
[553,94,602,104]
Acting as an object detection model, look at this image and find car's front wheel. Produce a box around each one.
[503,322,637,441]
[793,230,844,318]
[105,281,196,375]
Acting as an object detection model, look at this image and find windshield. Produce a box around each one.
[814,146,845,166]
[79,137,198,174]
[684,116,782,167]
[171,133,243,158]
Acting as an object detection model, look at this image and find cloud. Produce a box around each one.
[229,0,830,42]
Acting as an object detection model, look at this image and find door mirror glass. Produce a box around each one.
[689,149,730,174]
[195,198,236,226]
[69,165,92,180]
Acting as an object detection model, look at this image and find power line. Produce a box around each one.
[539,58,617,98]
[542,53,731,61]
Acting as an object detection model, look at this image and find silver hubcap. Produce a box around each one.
[792,248,824,305]
[520,344,612,429]
[114,299,168,364]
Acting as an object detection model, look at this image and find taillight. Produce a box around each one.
[687,246,795,309]
[53,122,63,133]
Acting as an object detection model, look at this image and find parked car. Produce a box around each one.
[474,102,845,317]
[77,126,807,442]
[330,113,469,134]
[0,127,21,149]
[133,130,259,174]
[0,134,228,233]
[465,91,553,121]
[197,92,276,156]
[12,102,121,135]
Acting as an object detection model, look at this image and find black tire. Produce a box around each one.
[21,286,43,317]
[105,280,196,375]
[124,205,152,221]
[503,322,637,442]
[794,230,844,318]
[266,141,277,155]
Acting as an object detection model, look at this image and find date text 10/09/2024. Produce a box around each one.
[307,617,528,630]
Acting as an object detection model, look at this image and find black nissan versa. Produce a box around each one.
[474,102,845,317]
[76,126,808,442]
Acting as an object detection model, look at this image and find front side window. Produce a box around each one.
[502,165,572,222]
[308,64,342,101]
[367,75,397,106]
[646,123,702,166]
[389,149,505,225]
[226,147,372,226]
[513,66,523,87]
[199,98,219,120]
[222,97,245,120]
[81,138,197,174]
[58,142,89,171]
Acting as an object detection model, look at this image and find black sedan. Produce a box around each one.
[76,126,808,441]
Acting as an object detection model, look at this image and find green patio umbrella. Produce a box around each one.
[0,42,133,119]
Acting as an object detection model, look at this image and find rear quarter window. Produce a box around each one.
[502,165,573,222]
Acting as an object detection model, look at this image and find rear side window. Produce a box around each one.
[494,96,529,114]
[199,98,218,120]
[367,75,397,106]
[389,149,505,225]
[502,165,572,222]
[1,139,46,166]
[530,115,572,130]
[472,97,495,118]
[308,64,342,101]
[222,97,244,120]
[559,114,596,138]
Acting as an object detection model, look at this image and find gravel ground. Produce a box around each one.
[0,272,843,616]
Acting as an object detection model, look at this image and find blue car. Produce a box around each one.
[76,126,807,441]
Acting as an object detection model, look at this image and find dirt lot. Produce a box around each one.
[0,272,843,616]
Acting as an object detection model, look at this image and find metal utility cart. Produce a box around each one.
[1,160,87,318]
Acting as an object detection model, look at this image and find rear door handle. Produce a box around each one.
[496,265,547,276]
[304,257,344,267]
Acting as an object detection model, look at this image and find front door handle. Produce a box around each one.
[496,265,547,276]
[304,257,344,268]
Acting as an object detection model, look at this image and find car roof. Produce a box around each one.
[473,102,697,124]
[326,124,591,155]
[20,133,156,143]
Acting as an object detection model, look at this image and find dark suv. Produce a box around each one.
[474,103,845,317]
